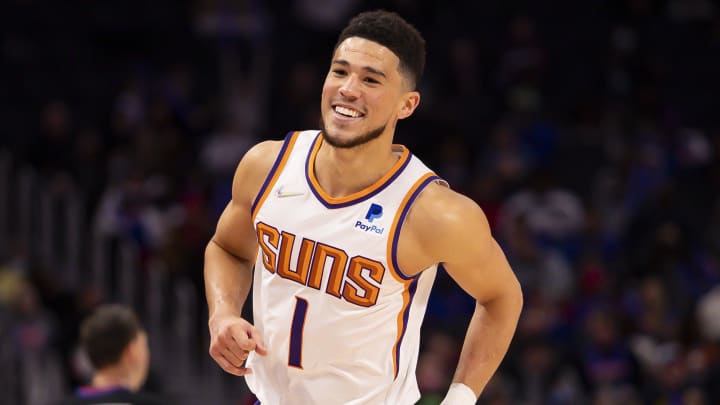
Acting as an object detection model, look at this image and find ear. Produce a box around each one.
[122,338,138,363]
[123,334,143,364]
[398,91,420,120]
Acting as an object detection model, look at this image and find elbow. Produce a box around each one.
[510,277,524,319]
[474,278,524,321]
[204,238,218,259]
[514,277,524,307]
[490,277,524,322]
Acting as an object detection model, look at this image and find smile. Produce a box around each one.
[333,105,364,118]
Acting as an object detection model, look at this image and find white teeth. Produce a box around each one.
[334,106,361,118]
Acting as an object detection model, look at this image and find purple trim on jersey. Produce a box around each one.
[391,175,442,280]
[254,401,261,405]
[394,278,418,378]
[305,133,413,209]
[251,131,297,214]
[76,385,129,398]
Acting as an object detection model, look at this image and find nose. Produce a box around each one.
[339,74,360,100]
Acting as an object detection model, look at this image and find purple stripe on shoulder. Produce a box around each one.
[251,131,297,214]
[391,175,441,280]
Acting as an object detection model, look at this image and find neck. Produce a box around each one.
[315,135,399,198]
[92,366,136,392]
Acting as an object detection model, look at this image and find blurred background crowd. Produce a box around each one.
[1,0,720,404]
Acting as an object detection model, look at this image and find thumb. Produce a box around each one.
[249,326,267,356]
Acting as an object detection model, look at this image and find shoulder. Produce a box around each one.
[404,181,492,263]
[408,181,490,235]
[235,139,285,179]
[231,130,317,192]
[231,139,286,204]
[232,130,319,203]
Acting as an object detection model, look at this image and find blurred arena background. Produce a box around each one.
[1,0,720,404]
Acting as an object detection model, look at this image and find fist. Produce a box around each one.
[209,315,267,376]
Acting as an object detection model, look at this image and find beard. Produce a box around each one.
[319,115,386,149]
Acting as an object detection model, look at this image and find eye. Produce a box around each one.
[364,77,380,84]
[332,69,347,76]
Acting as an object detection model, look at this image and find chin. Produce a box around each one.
[325,126,356,141]
[319,113,386,149]
[322,131,356,148]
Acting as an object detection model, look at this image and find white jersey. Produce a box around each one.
[246,130,444,405]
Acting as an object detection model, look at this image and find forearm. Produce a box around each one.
[452,291,523,397]
[204,239,254,319]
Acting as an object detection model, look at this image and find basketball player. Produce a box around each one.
[204,10,523,405]
[56,304,164,405]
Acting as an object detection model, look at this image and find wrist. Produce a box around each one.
[440,382,477,405]
[208,307,242,324]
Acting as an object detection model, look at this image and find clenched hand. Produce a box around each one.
[209,315,267,376]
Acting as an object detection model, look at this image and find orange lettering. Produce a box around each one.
[256,222,280,273]
[342,256,385,307]
[277,232,315,284]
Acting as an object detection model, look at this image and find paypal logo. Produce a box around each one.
[354,221,384,234]
[365,203,383,222]
[355,203,385,235]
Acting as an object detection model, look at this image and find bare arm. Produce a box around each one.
[204,140,283,376]
[403,185,523,399]
[447,237,523,397]
[204,213,255,321]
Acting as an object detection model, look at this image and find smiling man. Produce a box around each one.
[204,10,523,405]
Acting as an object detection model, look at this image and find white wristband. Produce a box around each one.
[440,383,477,405]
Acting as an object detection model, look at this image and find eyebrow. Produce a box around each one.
[332,59,387,78]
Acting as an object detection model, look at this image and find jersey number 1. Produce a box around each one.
[288,296,308,368]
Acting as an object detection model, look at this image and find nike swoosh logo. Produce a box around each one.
[276,187,305,198]
[277,191,305,198]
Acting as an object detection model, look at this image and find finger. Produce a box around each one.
[230,332,258,354]
[223,346,247,367]
[220,325,253,360]
[210,344,248,373]
[222,334,251,362]
[225,323,257,352]
[248,327,268,356]
[213,352,253,376]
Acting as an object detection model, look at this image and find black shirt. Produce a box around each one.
[56,386,166,405]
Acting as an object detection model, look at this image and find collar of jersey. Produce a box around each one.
[305,133,412,209]
[76,385,131,398]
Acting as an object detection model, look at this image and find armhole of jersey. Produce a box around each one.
[386,172,445,281]
[251,131,301,220]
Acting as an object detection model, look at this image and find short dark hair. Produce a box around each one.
[335,10,426,88]
[80,304,142,369]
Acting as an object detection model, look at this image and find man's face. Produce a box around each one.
[320,37,418,149]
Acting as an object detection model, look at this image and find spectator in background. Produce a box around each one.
[56,304,163,405]
[4,279,65,405]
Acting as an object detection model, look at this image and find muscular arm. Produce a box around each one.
[402,184,523,398]
[446,238,522,397]
[204,140,283,375]
[204,208,256,320]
